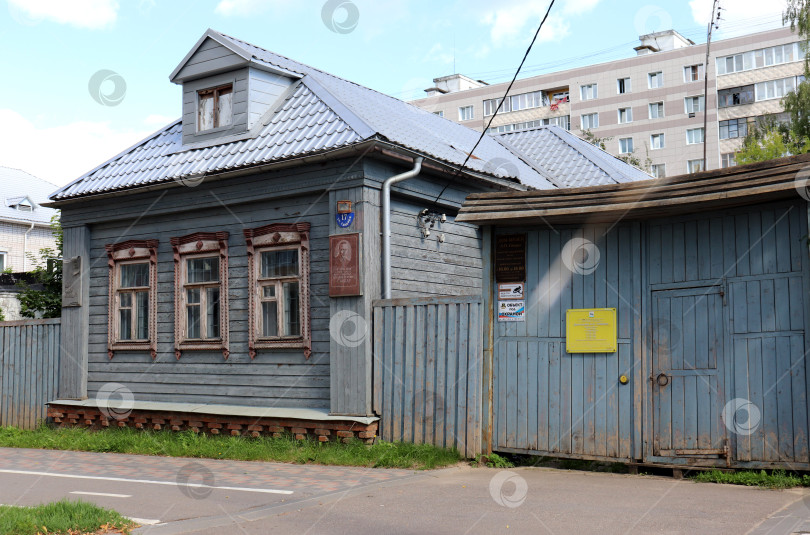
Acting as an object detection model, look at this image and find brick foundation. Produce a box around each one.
[47,404,378,444]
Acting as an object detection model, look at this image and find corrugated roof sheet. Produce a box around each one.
[51,30,650,202]
[495,126,653,188]
[0,167,59,225]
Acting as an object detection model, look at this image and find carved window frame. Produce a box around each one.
[171,232,230,360]
[106,240,158,359]
[244,223,311,359]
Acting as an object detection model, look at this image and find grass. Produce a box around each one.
[691,469,810,489]
[0,499,135,535]
[0,426,461,470]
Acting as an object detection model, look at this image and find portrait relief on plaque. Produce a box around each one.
[329,233,362,296]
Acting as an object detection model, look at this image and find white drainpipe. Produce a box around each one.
[382,157,423,299]
[23,222,34,271]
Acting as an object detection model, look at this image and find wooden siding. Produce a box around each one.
[389,198,483,297]
[0,319,60,429]
[59,225,89,399]
[174,37,247,84]
[493,224,640,460]
[247,67,293,129]
[372,296,483,457]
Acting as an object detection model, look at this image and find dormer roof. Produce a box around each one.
[169,28,300,84]
[0,167,59,225]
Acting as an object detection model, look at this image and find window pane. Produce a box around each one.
[119,307,132,341]
[263,285,276,298]
[187,288,200,304]
[743,51,753,70]
[283,282,300,336]
[198,93,214,131]
[261,250,298,278]
[187,305,200,339]
[187,257,219,283]
[261,301,278,337]
[120,292,132,307]
[218,89,233,127]
[120,263,149,288]
[207,287,220,339]
[136,291,148,340]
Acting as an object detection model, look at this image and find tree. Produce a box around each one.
[785,0,810,71]
[17,213,62,318]
[579,129,653,174]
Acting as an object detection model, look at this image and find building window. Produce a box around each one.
[718,85,755,108]
[721,153,737,168]
[434,110,444,117]
[105,240,158,359]
[483,98,508,116]
[651,164,666,178]
[684,96,705,115]
[580,83,598,101]
[687,159,705,173]
[543,115,570,129]
[683,64,704,82]
[618,107,633,124]
[551,90,569,103]
[755,76,804,102]
[617,77,631,94]
[619,137,634,154]
[581,113,599,130]
[719,118,749,140]
[510,90,547,112]
[197,84,233,132]
[686,128,705,144]
[650,133,665,149]
[717,42,801,75]
[0,252,5,272]
[244,223,312,359]
[459,105,474,121]
[648,71,663,89]
[171,232,229,359]
[648,102,664,119]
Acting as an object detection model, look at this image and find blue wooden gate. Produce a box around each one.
[0,318,61,429]
[650,286,727,459]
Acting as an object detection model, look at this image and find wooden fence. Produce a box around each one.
[372,296,483,458]
[0,318,61,429]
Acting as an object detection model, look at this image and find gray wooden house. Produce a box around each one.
[45,30,649,439]
[457,154,810,469]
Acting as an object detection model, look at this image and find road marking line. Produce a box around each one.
[129,517,163,525]
[70,491,132,498]
[0,469,293,495]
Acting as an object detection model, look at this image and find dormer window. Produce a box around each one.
[7,196,35,212]
[197,84,233,132]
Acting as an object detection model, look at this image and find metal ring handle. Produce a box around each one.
[656,373,669,387]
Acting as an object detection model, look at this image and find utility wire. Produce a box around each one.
[430,0,556,208]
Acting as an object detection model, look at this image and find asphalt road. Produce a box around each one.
[0,447,809,534]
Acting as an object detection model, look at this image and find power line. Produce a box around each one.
[429,0,556,208]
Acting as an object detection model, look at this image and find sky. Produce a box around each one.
[0,0,790,188]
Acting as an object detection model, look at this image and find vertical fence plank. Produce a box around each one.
[372,297,483,456]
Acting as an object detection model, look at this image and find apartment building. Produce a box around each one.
[410,27,804,176]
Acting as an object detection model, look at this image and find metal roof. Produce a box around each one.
[495,126,654,188]
[51,30,650,203]
[0,167,59,226]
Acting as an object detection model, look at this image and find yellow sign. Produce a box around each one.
[565,308,617,353]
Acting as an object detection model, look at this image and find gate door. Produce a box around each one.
[651,286,726,458]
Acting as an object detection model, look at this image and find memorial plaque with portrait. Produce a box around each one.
[329,233,362,296]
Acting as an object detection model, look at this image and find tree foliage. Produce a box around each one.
[17,213,62,319]
[785,0,810,71]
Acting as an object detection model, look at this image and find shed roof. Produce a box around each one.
[456,153,810,225]
[50,30,651,203]
[0,167,59,226]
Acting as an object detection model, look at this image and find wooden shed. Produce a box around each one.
[457,154,810,469]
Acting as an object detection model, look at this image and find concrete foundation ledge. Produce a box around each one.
[47,400,379,444]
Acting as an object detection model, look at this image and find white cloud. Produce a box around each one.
[0,109,150,187]
[689,0,786,38]
[482,0,601,47]
[422,43,455,66]
[7,0,118,29]
[143,114,177,127]
[214,0,293,16]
